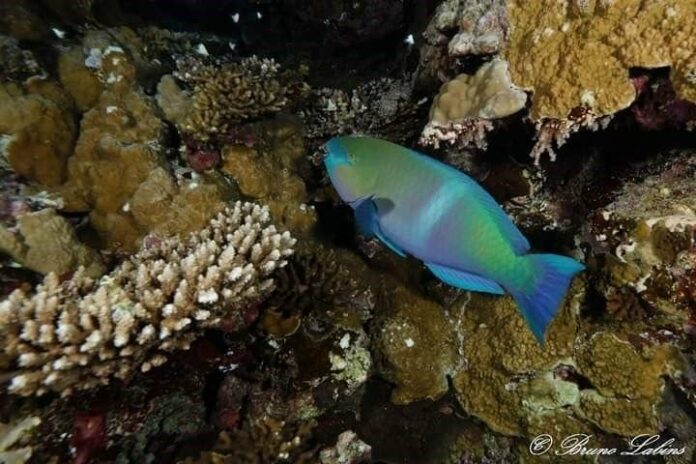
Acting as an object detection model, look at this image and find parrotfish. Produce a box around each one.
[324,136,584,343]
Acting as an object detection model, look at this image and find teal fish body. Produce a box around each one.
[324,136,584,343]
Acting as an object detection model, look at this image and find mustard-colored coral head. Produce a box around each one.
[504,0,696,120]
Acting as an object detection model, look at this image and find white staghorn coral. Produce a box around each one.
[0,201,296,396]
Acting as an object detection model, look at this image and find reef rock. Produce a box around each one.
[418,0,508,86]
[585,150,696,327]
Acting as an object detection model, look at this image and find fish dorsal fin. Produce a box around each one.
[410,147,531,255]
[354,198,407,258]
[426,262,505,295]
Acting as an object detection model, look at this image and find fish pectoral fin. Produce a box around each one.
[353,196,379,238]
[354,198,407,258]
[426,263,505,295]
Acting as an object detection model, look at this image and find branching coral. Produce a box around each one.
[504,0,696,121]
[529,107,612,164]
[0,201,296,396]
[175,56,309,141]
[264,243,370,338]
[0,415,41,463]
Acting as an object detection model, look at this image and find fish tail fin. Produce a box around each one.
[507,254,584,344]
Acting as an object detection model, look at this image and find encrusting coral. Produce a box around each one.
[0,208,104,278]
[421,58,526,150]
[375,285,460,404]
[221,118,317,234]
[504,0,696,121]
[0,201,296,396]
[58,32,232,251]
[0,79,77,187]
[451,284,685,440]
[428,59,526,124]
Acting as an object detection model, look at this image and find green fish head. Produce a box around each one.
[324,136,379,204]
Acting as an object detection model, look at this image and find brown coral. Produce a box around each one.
[0,208,104,278]
[504,0,696,120]
[176,56,309,141]
[375,285,460,404]
[221,118,317,234]
[0,79,77,186]
[264,243,371,339]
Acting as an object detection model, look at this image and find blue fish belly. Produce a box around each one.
[377,183,516,282]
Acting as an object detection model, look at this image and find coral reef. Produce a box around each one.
[429,58,526,124]
[0,208,104,277]
[173,56,309,142]
[418,0,508,85]
[116,391,206,464]
[299,77,426,148]
[0,79,77,186]
[264,243,371,339]
[58,32,233,251]
[585,151,696,324]
[0,35,42,82]
[1,2,696,462]
[319,431,371,464]
[0,202,295,396]
[631,73,696,130]
[0,416,40,464]
[504,0,696,120]
[221,118,317,234]
[421,58,526,150]
[451,285,685,439]
[375,285,460,404]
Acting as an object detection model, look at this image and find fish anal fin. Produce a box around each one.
[426,263,504,295]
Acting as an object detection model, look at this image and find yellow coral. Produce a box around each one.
[58,37,231,251]
[0,79,76,186]
[0,208,104,277]
[58,47,103,111]
[429,58,527,123]
[376,286,459,404]
[221,119,317,234]
[449,281,684,439]
[505,0,696,119]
